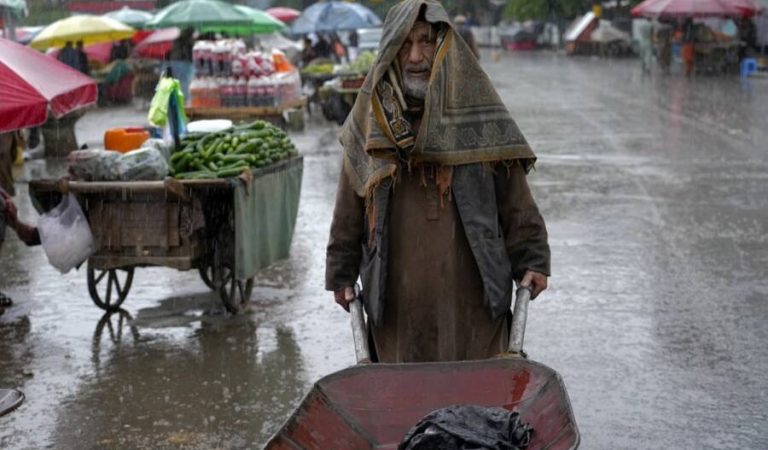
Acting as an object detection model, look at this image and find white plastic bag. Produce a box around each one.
[141,138,173,162]
[38,193,95,274]
[116,148,169,181]
[67,149,121,181]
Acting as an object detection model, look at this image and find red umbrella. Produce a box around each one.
[632,0,763,18]
[132,27,179,59]
[266,6,300,23]
[0,38,97,133]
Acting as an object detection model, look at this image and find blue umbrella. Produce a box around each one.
[291,1,381,34]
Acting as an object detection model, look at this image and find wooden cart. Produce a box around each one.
[29,157,303,314]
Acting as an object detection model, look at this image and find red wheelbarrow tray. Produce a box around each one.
[264,356,580,450]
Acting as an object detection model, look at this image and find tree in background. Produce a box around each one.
[504,0,642,22]
[504,0,588,22]
[363,0,498,23]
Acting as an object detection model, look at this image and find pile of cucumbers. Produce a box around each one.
[171,120,298,180]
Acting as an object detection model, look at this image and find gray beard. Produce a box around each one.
[403,76,428,100]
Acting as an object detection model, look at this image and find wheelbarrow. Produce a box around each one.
[263,287,580,450]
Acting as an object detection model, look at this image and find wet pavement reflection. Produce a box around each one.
[1,52,768,449]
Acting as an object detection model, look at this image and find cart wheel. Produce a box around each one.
[198,265,217,291]
[218,265,254,314]
[87,263,134,311]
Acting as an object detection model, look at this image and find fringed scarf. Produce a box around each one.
[339,0,537,199]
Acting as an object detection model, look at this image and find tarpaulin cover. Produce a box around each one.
[631,0,763,18]
[399,405,533,450]
[0,37,97,133]
[266,6,300,23]
[234,156,303,280]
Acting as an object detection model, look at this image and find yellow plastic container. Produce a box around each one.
[104,128,150,153]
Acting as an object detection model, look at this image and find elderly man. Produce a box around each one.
[325,0,550,363]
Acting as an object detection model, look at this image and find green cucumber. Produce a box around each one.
[216,166,247,178]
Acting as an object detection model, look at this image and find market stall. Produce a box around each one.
[29,120,303,314]
[313,51,375,125]
[185,38,306,128]
[300,58,336,115]
[632,0,763,74]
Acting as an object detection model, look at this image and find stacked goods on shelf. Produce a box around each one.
[189,40,301,109]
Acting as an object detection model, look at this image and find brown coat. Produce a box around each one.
[326,162,549,362]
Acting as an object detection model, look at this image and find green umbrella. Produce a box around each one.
[207,4,287,35]
[103,6,154,29]
[145,0,253,30]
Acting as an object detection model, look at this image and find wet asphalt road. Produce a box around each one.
[1,52,768,449]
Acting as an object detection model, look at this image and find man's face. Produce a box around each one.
[398,21,437,100]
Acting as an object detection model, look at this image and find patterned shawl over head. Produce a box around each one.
[339,0,536,197]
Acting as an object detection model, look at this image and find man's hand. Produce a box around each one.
[333,286,355,312]
[0,190,18,228]
[520,270,548,300]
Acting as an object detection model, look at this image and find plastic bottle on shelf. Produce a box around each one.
[188,77,200,108]
[208,77,221,108]
[264,74,277,107]
[193,42,204,76]
[272,73,284,107]
[227,77,237,108]
[235,76,247,108]
[218,76,228,108]
[200,76,211,108]
[247,76,259,107]
[221,46,233,76]
[232,57,243,78]
[212,43,225,77]
[256,75,268,107]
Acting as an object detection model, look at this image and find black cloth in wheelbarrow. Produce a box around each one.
[399,404,533,450]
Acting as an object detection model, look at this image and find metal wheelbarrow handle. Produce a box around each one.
[349,285,371,364]
[349,285,533,364]
[508,285,533,356]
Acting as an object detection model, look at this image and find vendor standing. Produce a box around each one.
[325,0,550,363]
[681,19,696,77]
[1,133,40,313]
[165,28,195,99]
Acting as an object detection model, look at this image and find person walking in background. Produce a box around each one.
[638,21,654,74]
[57,41,80,71]
[656,26,672,75]
[0,189,40,313]
[681,19,696,77]
[75,40,90,75]
[0,186,38,416]
[313,34,332,59]
[301,37,318,67]
[453,14,479,59]
[166,28,195,99]
[109,39,131,62]
[0,131,41,314]
[331,33,348,64]
[348,29,360,62]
